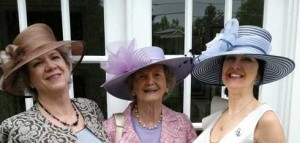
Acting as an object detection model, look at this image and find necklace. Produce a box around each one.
[134,104,162,130]
[218,99,255,132]
[38,100,79,127]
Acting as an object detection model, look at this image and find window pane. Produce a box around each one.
[152,0,185,55]
[73,64,107,118]
[191,0,225,123]
[69,0,105,55]
[163,83,184,112]
[0,0,25,123]
[233,0,264,26]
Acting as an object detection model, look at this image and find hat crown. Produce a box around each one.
[101,40,166,77]
[234,25,272,54]
[132,47,165,69]
[13,24,57,56]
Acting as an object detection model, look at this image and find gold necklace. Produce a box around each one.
[134,104,162,130]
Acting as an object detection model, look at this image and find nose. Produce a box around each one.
[231,60,241,69]
[146,75,155,85]
[45,60,57,71]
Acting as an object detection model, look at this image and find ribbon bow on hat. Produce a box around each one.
[196,19,239,62]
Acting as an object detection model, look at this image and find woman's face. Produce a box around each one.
[222,55,259,89]
[27,49,70,94]
[132,64,168,103]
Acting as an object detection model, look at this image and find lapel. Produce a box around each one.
[160,105,180,142]
[73,98,110,143]
[120,104,140,142]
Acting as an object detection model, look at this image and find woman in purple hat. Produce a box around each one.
[192,19,295,142]
[101,40,197,143]
[0,23,109,142]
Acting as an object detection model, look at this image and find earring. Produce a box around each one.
[166,88,169,93]
[29,84,34,88]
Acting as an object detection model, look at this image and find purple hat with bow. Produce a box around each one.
[192,19,295,85]
[101,40,192,100]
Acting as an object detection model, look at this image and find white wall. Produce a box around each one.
[261,0,300,142]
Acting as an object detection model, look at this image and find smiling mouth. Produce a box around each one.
[228,73,243,78]
[47,73,61,80]
[144,89,158,93]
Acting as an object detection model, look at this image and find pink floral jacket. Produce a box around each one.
[103,102,197,143]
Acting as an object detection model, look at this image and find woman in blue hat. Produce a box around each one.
[192,19,295,142]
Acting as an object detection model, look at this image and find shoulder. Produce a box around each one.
[1,108,39,132]
[162,106,191,123]
[103,105,132,133]
[2,106,38,124]
[73,98,99,110]
[73,98,97,106]
[257,110,282,130]
[255,110,285,142]
[103,105,131,130]
[103,115,116,132]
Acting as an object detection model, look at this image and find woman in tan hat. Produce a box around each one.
[100,40,197,143]
[0,23,109,142]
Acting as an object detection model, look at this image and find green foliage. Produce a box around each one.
[153,16,184,32]
[236,0,264,26]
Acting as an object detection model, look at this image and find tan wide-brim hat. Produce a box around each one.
[0,23,85,96]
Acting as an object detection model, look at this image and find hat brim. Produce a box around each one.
[3,40,85,96]
[102,57,192,100]
[192,53,295,85]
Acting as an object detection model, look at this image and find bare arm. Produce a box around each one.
[255,111,285,143]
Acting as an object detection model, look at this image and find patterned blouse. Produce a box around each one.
[0,98,110,143]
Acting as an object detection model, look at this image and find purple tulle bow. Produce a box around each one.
[100,40,136,75]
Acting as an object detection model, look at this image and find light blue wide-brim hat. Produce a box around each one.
[192,19,295,85]
[101,40,192,100]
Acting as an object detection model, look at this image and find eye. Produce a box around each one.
[29,60,43,68]
[154,73,161,77]
[51,54,62,60]
[136,74,146,79]
[224,56,235,62]
[32,62,41,67]
[242,57,254,63]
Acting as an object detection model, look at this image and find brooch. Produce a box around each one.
[236,128,242,137]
